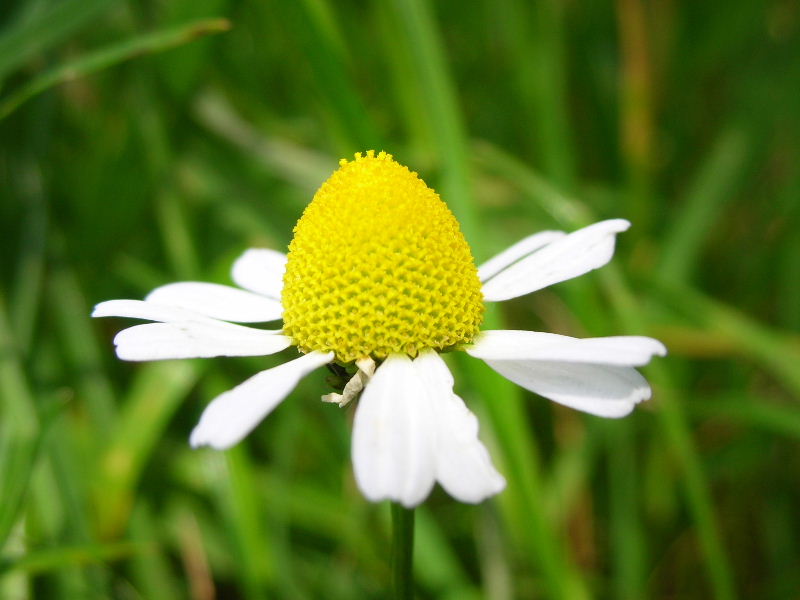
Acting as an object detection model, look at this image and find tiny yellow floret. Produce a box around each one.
[282,151,484,363]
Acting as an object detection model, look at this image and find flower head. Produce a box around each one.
[282,150,483,361]
[93,152,666,508]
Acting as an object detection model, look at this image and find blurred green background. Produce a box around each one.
[1,0,799,598]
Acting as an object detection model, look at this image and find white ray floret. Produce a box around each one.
[190,350,334,449]
[467,330,667,366]
[92,299,213,323]
[481,359,651,418]
[481,219,631,301]
[352,354,437,507]
[414,350,506,503]
[477,230,566,282]
[146,281,283,323]
[352,351,506,506]
[231,248,288,300]
[113,320,290,361]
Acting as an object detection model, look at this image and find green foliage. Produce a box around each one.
[1,0,798,598]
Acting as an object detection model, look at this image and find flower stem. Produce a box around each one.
[390,502,415,599]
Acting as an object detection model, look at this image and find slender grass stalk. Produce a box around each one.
[9,162,47,355]
[601,267,738,600]
[0,295,41,552]
[0,542,142,577]
[659,129,748,284]
[655,280,800,398]
[391,503,415,600]
[495,0,576,190]
[617,0,656,233]
[0,0,121,83]
[0,18,231,120]
[387,0,476,236]
[275,2,382,151]
[606,421,645,600]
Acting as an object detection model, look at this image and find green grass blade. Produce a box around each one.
[9,164,47,355]
[651,366,738,600]
[386,0,477,239]
[223,446,277,592]
[48,255,117,433]
[0,295,41,551]
[494,0,576,190]
[605,421,646,600]
[415,508,478,598]
[95,360,201,537]
[0,542,142,577]
[0,18,231,120]
[659,129,748,283]
[274,1,382,151]
[657,280,800,398]
[128,504,183,600]
[0,0,122,84]
[688,396,800,439]
[0,435,42,552]
[601,268,738,600]
[473,140,592,226]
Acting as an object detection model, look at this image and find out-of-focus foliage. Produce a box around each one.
[1,0,798,598]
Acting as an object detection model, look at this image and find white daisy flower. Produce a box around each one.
[93,151,666,508]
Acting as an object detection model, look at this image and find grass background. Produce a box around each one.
[1,0,799,598]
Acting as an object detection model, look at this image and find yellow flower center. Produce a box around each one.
[281,151,484,363]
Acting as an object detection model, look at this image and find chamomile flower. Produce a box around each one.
[93,151,666,508]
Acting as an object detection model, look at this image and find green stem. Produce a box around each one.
[391,503,415,599]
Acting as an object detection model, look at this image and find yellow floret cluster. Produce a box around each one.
[281,151,484,363]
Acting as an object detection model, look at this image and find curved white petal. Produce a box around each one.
[481,219,631,302]
[190,351,333,449]
[92,299,212,323]
[483,359,651,418]
[467,330,666,366]
[352,354,436,508]
[113,321,289,361]
[231,248,287,300]
[478,230,565,282]
[414,351,506,503]
[146,282,282,323]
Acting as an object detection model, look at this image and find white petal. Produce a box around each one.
[413,351,505,503]
[113,321,289,361]
[477,230,566,282]
[482,359,651,418]
[231,248,287,300]
[190,351,333,449]
[92,299,212,323]
[351,354,436,508]
[467,330,667,366]
[482,219,631,302]
[146,282,282,322]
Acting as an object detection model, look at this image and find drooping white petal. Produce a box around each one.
[481,219,631,302]
[92,299,211,323]
[351,354,436,508]
[482,359,651,418]
[190,351,333,449]
[467,330,667,366]
[413,351,506,503]
[113,320,289,361]
[146,282,282,322]
[477,230,566,282]
[231,248,287,300]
